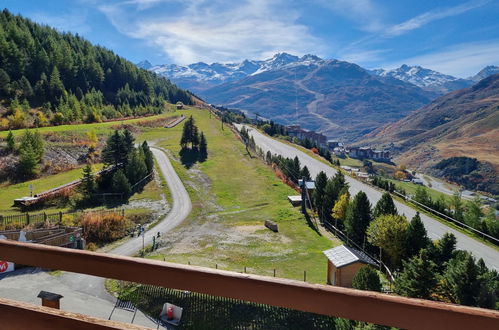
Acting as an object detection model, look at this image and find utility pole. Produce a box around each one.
[301,177,306,214]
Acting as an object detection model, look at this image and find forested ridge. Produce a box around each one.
[0,9,192,129]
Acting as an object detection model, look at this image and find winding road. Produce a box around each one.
[0,147,192,327]
[237,125,499,270]
[61,147,192,298]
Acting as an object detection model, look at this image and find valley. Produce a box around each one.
[0,4,498,328]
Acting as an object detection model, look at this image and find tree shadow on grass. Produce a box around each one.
[304,212,322,236]
[179,147,199,169]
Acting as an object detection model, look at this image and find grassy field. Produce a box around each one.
[0,162,167,215]
[386,178,450,202]
[0,106,178,139]
[137,108,337,283]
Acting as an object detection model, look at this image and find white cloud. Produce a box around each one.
[380,40,499,77]
[98,0,327,64]
[385,0,490,36]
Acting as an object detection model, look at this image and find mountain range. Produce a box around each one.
[139,54,498,141]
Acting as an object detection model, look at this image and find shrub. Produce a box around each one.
[86,242,98,251]
[80,212,133,244]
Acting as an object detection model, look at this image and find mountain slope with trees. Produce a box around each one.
[0,9,192,129]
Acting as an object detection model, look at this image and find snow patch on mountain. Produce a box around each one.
[144,53,323,87]
[371,64,459,88]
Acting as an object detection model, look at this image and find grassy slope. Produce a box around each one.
[139,108,336,283]
[0,110,179,214]
[0,106,178,139]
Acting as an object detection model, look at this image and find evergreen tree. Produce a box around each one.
[395,250,437,299]
[367,214,408,267]
[122,129,135,160]
[463,197,483,229]
[352,266,382,292]
[432,233,457,271]
[18,130,44,177]
[199,132,208,161]
[0,9,192,128]
[312,171,328,220]
[404,212,430,260]
[112,169,132,200]
[476,259,498,309]
[6,130,15,152]
[373,192,397,218]
[450,191,464,221]
[437,252,480,306]
[345,191,372,245]
[292,156,301,183]
[19,141,39,177]
[49,66,65,99]
[102,130,127,167]
[300,165,311,181]
[80,164,96,199]
[180,116,200,149]
[141,141,154,173]
[126,148,147,185]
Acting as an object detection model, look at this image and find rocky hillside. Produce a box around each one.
[200,59,437,140]
[363,74,499,193]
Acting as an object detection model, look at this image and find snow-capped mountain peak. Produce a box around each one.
[372,64,459,88]
[143,53,324,90]
[470,65,499,82]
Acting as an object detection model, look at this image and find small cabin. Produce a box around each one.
[323,245,378,288]
[176,102,184,110]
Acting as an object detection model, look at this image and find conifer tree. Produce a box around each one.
[395,250,437,299]
[18,130,44,177]
[141,141,154,173]
[126,148,147,185]
[433,233,457,271]
[80,164,96,199]
[437,252,480,306]
[345,191,372,245]
[199,132,208,161]
[6,130,15,152]
[404,212,430,260]
[352,266,382,292]
[373,192,397,218]
[122,129,135,159]
[19,142,39,177]
[180,116,200,149]
[112,169,132,200]
[312,171,328,219]
[300,165,311,181]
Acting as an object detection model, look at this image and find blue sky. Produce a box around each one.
[3,0,499,77]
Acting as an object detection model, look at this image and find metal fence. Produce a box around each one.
[0,209,125,230]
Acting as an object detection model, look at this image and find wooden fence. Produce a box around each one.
[0,209,125,230]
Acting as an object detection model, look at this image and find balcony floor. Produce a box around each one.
[0,267,157,328]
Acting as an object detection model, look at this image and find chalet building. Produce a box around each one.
[348,147,390,161]
[286,125,327,147]
[323,245,378,288]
